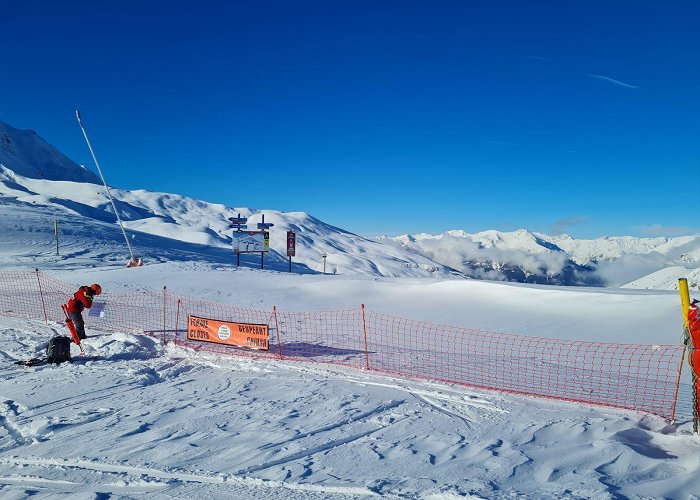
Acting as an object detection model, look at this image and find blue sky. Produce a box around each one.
[2,0,698,238]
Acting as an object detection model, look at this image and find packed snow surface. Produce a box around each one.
[1,261,700,499]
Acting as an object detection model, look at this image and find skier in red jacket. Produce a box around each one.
[66,284,102,340]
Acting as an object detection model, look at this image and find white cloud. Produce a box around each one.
[593,252,667,287]
[406,234,570,277]
[589,74,640,89]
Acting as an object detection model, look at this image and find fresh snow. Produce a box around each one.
[0,120,699,498]
[2,262,699,499]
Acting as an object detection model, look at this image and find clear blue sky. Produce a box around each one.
[2,0,698,238]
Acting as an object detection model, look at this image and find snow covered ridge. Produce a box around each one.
[383,229,700,288]
[1,117,699,288]
[0,120,99,184]
[0,167,462,278]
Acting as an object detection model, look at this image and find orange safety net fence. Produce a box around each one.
[0,269,685,421]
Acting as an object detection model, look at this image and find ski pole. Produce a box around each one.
[61,304,85,355]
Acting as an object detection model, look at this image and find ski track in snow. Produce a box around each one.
[1,309,700,498]
[0,456,380,499]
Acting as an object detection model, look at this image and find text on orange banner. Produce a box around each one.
[187,315,269,351]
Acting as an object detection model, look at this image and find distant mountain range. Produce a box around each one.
[1,118,699,290]
[381,230,700,288]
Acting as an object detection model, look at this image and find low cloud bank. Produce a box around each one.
[403,234,571,278]
[591,252,670,287]
[394,234,690,287]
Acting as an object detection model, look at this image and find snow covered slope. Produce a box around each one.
[622,266,700,291]
[0,118,458,277]
[0,166,459,277]
[1,262,697,499]
[1,117,698,289]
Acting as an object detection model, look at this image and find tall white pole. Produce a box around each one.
[76,110,138,264]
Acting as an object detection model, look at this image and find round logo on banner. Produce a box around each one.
[217,325,231,341]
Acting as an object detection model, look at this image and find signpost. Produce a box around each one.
[257,214,274,270]
[287,230,296,272]
[54,219,59,256]
[228,214,283,270]
[228,214,248,267]
[230,214,274,269]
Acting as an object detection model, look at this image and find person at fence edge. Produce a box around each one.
[688,298,700,412]
[688,298,700,348]
[66,283,102,340]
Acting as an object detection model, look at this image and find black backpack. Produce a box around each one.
[46,336,72,364]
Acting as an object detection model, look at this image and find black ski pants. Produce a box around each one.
[69,311,87,340]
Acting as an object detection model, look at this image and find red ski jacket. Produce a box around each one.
[66,286,95,313]
[689,304,700,348]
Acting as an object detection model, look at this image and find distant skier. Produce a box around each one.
[65,283,102,340]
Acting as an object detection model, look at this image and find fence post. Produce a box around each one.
[174,298,181,345]
[671,346,685,425]
[362,304,370,370]
[35,269,48,324]
[162,286,167,344]
[274,306,283,359]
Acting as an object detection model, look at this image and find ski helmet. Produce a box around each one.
[91,283,102,295]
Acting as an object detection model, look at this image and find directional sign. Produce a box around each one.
[287,231,296,257]
[257,213,274,230]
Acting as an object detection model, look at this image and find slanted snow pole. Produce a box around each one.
[76,110,141,267]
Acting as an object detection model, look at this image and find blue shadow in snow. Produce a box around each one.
[276,342,368,358]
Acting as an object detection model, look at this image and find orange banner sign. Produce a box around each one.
[187,315,269,350]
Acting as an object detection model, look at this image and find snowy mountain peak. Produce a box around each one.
[0,119,100,184]
[0,117,698,289]
[385,228,700,288]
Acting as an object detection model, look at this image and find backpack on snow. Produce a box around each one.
[46,336,72,364]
